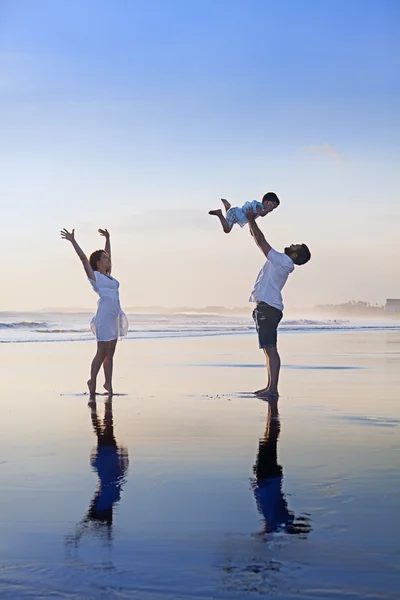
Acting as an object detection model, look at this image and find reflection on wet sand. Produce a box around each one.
[220,400,312,594]
[65,398,129,547]
[253,399,311,536]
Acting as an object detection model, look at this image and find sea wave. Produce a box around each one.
[0,315,399,343]
[283,319,350,326]
[35,328,88,334]
[0,321,48,330]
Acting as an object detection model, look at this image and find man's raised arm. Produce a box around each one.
[246,212,272,258]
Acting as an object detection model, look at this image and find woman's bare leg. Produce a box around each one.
[103,339,117,395]
[88,342,107,399]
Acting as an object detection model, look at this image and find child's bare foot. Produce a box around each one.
[221,199,231,212]
[208,209,232,233]
[87,379,96,399]
[103,382,113,396]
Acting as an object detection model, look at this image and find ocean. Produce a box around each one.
[0,311,399,344]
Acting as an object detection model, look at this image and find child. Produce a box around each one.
[209,192,280,233]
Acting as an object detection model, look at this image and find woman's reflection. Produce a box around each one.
[66,398,129,547]
[252,399,311,536]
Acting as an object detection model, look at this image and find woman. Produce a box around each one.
[60,228,128,398]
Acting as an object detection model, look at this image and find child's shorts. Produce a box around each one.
[226,207,248,228]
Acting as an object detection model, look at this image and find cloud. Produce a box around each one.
[302,144,343,162]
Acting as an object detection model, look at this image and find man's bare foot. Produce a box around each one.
[209,209,223,217]
[103,382,113,396]
[254,387,268,395]
[87,379,96,399]
[221,199,231,212]
[257,390,279,399]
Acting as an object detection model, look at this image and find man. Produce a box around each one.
[247,211,311,399]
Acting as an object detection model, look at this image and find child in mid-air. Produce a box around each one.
[209,192,280,233]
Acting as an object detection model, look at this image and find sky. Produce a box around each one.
[0,0,399,311]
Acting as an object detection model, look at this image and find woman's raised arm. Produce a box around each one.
[61,228,96,282]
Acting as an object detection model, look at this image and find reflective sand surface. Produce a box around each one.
[0,330,399,598]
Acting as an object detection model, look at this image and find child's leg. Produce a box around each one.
[221,198,231,213]
[208,209,232,233]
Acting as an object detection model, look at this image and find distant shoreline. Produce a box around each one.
[0,300,398,319]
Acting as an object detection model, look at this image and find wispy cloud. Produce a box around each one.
[302,144,343,162]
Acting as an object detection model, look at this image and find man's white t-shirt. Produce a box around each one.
[249,248,294,311]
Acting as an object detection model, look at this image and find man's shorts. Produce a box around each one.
[252,302,283,349]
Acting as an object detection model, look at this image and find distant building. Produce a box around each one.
[385,299,400,313]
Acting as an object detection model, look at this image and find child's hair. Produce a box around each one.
[89,249,107,271]
[262,192,280,206]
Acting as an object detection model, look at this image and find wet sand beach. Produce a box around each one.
[0,329,399,599]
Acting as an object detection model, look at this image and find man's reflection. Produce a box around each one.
[66,398,129,547]
[252,399,311,536]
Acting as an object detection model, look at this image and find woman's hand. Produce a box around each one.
[98,228,110,239]
[60,229,96,281]
[61,228,75,242]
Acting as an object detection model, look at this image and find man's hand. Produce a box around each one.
[245,208,256,222]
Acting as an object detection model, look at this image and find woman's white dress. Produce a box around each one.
[89,271,128,342]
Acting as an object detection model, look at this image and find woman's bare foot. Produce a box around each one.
[221,198,231,212]
[87,379,96,399]
[209,209,223,217]
[103,382,113,396]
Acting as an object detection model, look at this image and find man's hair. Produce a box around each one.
[262,192,280,206]
[89,249,107,271]
[293,244,311,266]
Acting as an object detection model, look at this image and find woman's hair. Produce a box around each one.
[89,249,106,271]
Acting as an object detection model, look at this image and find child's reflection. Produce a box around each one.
[66,398,129,547]
[253,399,311,536]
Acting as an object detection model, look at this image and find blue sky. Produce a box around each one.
[0,0,398,309]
